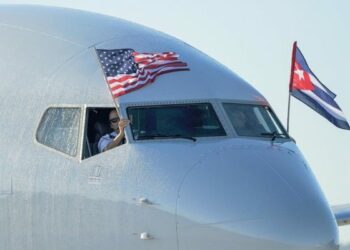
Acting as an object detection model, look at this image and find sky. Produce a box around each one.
[1,0,349,246]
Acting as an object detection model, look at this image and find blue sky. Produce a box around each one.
[1,0,349,245]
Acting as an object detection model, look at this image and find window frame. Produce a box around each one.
[221,100,290,140]
[80,105,123,161]
[124,100,229,143]
[34,105,84,160]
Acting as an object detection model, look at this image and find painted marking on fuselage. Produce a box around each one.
[88,165,104,184]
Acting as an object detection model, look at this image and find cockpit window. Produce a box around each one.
[36,107,81,156]
[127,103,226,140]
[223,103,288,138]
[82,108,118,159]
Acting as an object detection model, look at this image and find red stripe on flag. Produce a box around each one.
[136,57,179,66]
[109,65,189,91]
[110,67,189,94]
[142,62,188,70]
[111,67,190,98]
[133,52,178,63]
[107,74,135,84]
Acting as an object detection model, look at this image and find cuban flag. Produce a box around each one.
[289,42,350,130]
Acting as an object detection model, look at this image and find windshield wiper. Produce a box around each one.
[261,131,285,142]
[138,133,197,142]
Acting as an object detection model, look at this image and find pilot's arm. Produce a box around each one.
[104,119,129,152]
[99,119,130,152]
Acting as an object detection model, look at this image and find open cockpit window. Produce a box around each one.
[36,107,81,156]
[82,108,126,159]
[83,108,112,159]
[223,103,288,139]
[127,103,226,141]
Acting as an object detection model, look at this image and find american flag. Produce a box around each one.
[96,48,189,98]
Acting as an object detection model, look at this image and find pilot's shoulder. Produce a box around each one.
[100,131,117,140]
[98,133,112,142]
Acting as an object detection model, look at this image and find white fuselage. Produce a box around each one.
[0,5,339,250]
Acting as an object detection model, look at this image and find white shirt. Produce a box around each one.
[98,131,117,153]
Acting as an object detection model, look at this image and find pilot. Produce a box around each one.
[229,109,252,136]
[231,110,246,129]
[98,109,130,152]
[229,109,264,136]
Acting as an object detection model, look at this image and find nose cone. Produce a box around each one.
[177,141,339,250]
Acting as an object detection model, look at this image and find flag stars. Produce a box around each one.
[294,69,305,80]
[96,48,147,77]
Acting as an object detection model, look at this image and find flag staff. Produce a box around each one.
[287,41,297,133]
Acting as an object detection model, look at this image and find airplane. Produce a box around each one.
[0,4,349,250]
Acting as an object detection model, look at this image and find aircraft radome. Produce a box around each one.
[0,5,349,250]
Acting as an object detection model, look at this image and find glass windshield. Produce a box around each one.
[223,103,288,138]
[36,107,81,156]
[127,103,226,140]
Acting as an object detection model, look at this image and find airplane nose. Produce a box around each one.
[176,141,339,250]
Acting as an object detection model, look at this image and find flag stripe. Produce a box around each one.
[298,90,346,121]
[111,67,189,97]
[113,68,189,94]
[311,85,341,110]
[110,66,189,93]
[108,73,137,83]
[291,90,350,129]
[109,67,172,90]
[137,58,181,67]
[309,73,329,94]
[107,62,188,90]
[142,61,188,70]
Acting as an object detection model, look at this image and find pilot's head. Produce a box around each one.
[109,109,120,132]
[230,110,247,129]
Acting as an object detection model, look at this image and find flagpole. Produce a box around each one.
[92,47,122,117]
[287,93,291,132]
[287,41,297,133]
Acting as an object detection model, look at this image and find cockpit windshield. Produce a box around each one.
[127,103,226,140]
[223,103,288,139]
